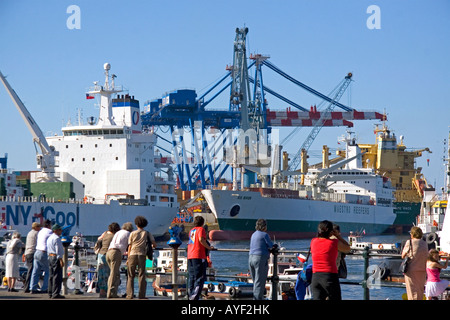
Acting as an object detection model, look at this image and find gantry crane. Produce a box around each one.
[141,27,385,191]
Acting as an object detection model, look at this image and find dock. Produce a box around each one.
[0,287,171,300]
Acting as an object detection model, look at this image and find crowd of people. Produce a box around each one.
[3,215,156,299]
[2,216,449,300]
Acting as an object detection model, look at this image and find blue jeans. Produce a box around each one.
[188,259,206,300]
[249,254,269,300]
[30,250,49,292]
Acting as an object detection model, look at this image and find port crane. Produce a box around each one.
[0,71,59,181]
[287,72,353,172]
[141,27,385,191]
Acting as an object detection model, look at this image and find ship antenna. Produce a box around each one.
[104,63,111,90]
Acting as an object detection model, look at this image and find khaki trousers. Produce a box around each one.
[126,255,147,299]
[106,249,122,298]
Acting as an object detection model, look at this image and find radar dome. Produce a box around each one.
[104,63,111,70]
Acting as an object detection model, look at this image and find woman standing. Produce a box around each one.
[96,222,120,298]
[249,219,274,300]
[5,232,24,292]
[310,220,350,300]
[126,216,156,299]
[402,226,428,300]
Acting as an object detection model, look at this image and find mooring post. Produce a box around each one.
[362,246,370,300]
[271,244,279,300]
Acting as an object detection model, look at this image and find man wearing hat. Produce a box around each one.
[23,222,41,293]
[46,224,65,299]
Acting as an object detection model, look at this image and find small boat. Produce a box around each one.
[348,232,401,255]
[152,273,187,298]
[146,249,188,276]
[266,246,307,300]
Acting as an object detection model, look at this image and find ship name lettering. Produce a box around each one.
[334,204,350,214]
[353,206,369,215]
[236,196,252,200]
[5,205,78,228]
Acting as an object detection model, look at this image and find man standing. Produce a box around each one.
[23,222,41,293]
[106,222,133,298]
[187,216,214,300]
[30,219,52,294]
[47,224,65,299]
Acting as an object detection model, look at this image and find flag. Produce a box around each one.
[297,253,307,263]
[86,93,95,100]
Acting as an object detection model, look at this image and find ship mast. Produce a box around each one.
[87,63,123,126]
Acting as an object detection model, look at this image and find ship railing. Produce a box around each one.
[0,195,85,204]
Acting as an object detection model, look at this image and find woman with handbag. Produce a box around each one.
[401,226,428,300]
[310,220,350,300]
[96,222,120,298]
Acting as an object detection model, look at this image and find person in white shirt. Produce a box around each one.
[29,219,53,294]
[47,224,65,299]
[106,222,133,298]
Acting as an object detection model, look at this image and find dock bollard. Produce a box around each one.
[167,225,182,300]
[271,244,279,300]
[362,246,370,300]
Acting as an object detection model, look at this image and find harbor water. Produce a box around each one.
[139,234,412,300]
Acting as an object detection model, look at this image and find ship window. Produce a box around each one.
[95,144,98,148]
[82,171,85,174]
[83,158,85,161]
[116,157,119,160]
[80,144,83,148]
[110,144,112,147]
[92,171,95,174]
[71,158,74,162]
[151,195,157,202]
[66,145,68,148]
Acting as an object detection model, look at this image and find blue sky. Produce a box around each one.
[0,0,449,190]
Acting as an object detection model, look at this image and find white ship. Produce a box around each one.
[0,64,178,238]
[202,134,396,240]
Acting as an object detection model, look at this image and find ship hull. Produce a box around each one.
[0,199,177,238]
[202,189,396,241]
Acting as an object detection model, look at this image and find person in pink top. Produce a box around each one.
[425,249,449,300]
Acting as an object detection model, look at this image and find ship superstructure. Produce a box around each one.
[0,64,178,237]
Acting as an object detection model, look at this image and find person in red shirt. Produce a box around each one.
[187,216,214,300]
[310,220,350,300]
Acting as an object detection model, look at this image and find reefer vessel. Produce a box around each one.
[0,64,178,238]
[202,136,396,240]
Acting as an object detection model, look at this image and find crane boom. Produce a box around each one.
[288,73,353,171]
[0,70,58,176]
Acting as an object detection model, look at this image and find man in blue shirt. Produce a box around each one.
[249,219,274,300]
[46,224,65,299]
